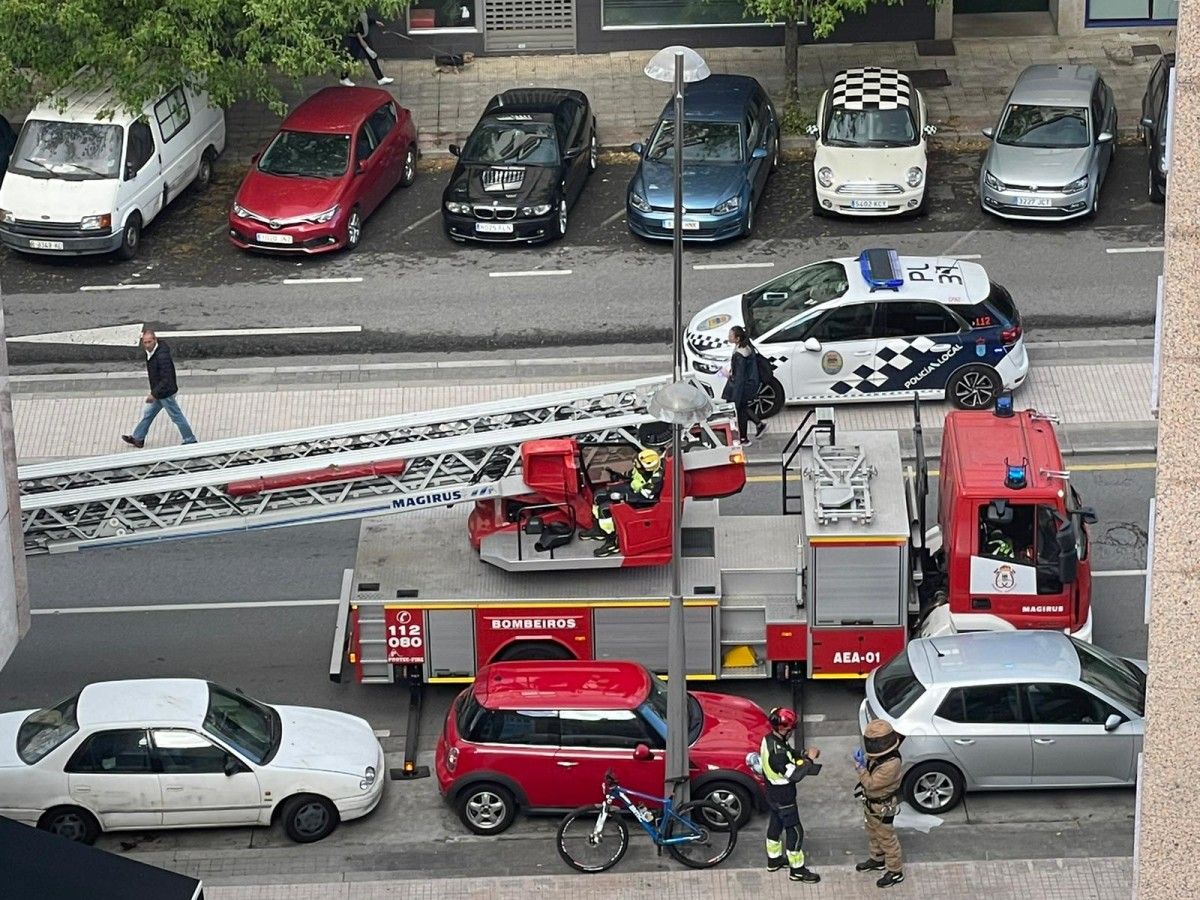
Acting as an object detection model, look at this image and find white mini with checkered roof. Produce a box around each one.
[809,67,935,217]
[684,249,1029,416]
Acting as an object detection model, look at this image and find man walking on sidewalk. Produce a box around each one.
[122,329,197,448]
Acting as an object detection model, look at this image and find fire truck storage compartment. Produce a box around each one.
[592,604,716,674]
[809,545,905,626]
[426,609,476,678]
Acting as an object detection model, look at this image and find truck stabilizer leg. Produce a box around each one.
[389,670,430,780]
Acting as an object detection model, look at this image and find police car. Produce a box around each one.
[684,248,1029,416]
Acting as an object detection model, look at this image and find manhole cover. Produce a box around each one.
[905,68,951,89]
[916,39,955,57]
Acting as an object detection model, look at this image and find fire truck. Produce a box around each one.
[17,377,1095,687]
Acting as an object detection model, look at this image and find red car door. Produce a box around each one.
[367,102,404,194]
[463,708,562,807]
[555,709,667,810]
[352,123,387,215]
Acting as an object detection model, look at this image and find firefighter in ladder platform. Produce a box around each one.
[760,707,822,883]
[580,448,664,558]
[854,719,906,888]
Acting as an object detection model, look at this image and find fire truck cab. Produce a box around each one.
[919,401,1097,640]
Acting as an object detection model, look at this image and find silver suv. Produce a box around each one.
[859,631,1146,814]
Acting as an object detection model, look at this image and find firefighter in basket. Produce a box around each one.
[580,448,664,558]
[759,707,822,884]
[853,719,906,889]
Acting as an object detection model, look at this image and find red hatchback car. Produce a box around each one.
[229,86,416,254]
[435,660,769,835]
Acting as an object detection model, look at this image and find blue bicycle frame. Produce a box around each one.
[597,776,706,847]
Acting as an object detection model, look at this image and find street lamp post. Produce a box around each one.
[644,45,711,807]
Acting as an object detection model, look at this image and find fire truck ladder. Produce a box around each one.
[18,377,732,554]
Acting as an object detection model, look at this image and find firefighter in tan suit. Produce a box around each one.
[853,719,905,888]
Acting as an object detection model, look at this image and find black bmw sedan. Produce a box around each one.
[442,89,596,244]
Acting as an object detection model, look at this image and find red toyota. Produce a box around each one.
[229,86,416,254]
[435,660,769,835]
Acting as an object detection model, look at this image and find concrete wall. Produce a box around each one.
[0,303,30,672]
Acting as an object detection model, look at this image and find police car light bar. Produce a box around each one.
[859,248,904,292]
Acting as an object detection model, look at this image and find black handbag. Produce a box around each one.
[755,351,775,384]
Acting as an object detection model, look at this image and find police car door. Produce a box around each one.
[789,302,879,401]
[871,300,968,399]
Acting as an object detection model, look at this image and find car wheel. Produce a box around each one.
[195,148,216,191]
[741,199,754,238]
[913,190,928,217]
[751,376,785,420]
[696,781,753,830]
[555,199,568,240]
[346,206,363,251]
[588,130,598,173]
[38,806,100,844]
[115,214,141,261]
[456,783,517,835]
[810,176,826,218]
[903,761,965,814]
[401,145,417,187]
[947,365,1001,410]
[1148,162,1164,203]
[281,794,340,843]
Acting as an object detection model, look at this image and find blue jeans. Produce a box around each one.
[132,394,197,444]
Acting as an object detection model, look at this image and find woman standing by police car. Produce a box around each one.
[722,326,768,445]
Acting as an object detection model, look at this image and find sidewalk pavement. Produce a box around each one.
[204,856,1133,899]
[13,358,1154,464]
[220,31,1175,160]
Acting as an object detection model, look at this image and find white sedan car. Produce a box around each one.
[0,679,384,844]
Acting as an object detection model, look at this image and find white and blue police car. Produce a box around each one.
[684,248,1029,416]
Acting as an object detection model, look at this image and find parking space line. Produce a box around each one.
[401,209,441,234]
[282,277,364,285]
[1106,246,1164,254]
[79,284,162,292]
[373,729,392,738]
[693,262,775,271]
[489,270,573,278]
[1092,569,1148,578]
[951,254,982,260]
[600,208,627,227]
[160,326,362,338]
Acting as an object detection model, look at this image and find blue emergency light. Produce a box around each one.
[993,392,1015,418]
[1004,462,1028,490]
[859,248,904,292]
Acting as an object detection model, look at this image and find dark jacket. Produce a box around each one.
[145,341,179,400]
[760,731,821,805]
[722,346,761,404]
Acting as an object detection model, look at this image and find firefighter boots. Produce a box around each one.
[790,866,821,883]
[594,539,620,557]
[856,858,886,871]
[766,855,786,872]
[877,871,905,888]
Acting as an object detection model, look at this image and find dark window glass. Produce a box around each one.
[936,685,1022,723]
[126,119,155,175]
[1091,85,1105,138]
[356,125,376,161]
[17,694,81,763]
[153,729,230,773]
[808,303,876,343]
[462,118,559,165]
[876,302,961,339]
[67,729,152,773]
[996,104,1089,149]
[466,708,558,745]
[559,709,663,749]
[153,88,191,143]
[824,105,917,147]
[259,130,350,178]
[368,103,396,143]
[1073,638,1145,716]
[646,119,742,163]
[873,650,926,718]
[744,262,850,338]
[203,683,277,765]
[1023,683,1115,726]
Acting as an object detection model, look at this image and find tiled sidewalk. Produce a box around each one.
[13,361,1153,463]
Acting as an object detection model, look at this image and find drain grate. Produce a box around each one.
[916,39,956,56]
[905,68,951,89]
[1131,43,1162,58]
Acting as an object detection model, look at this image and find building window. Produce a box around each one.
[408,0,480,31]
[602,0,771,29]
[1086,0,1177,23]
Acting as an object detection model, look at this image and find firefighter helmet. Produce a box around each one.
[637,449,662,471]
[768,707,798,732]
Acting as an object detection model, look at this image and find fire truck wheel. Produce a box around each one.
[281,794,340,843]
[457,783,517,834]
[946,365,1001,410]
[495,640,574,662]
[902,760,964,814]
[696,781,753,829]
[750,377,785,420]
[38,806,100,844]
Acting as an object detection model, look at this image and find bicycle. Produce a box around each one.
[556,770,738,873]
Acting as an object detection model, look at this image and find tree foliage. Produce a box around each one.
[0,0,408,114]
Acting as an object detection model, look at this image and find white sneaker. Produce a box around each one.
[377,76,394,86]
[339,78,355,87]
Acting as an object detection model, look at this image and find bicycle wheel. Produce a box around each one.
[664,800,737,869]
[557,804,630,873]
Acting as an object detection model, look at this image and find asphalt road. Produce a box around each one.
[0,147,1165,364]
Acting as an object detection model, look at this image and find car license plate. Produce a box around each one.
[476,222,514,234]
[256,233,294,245]
[29,239,64,250]
[849,199,889,209]
[1014,196,1053,207]
[663,218,701,231]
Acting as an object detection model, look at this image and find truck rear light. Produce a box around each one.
[1001,324,1022,346]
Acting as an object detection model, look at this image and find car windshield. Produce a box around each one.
[10,120,122,179]
[258,130,350,178]
[17,693,81,764]
[642,670,703,745]
[1072,638,1145,717]
[461,119,559,165]
[824,106,917,147]
[873,650,926,718]
[996,104,1090,149]
[647,120,742,163]
[743,261,850,337]
[203,683,279,764]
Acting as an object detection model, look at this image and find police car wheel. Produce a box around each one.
[751,377,785,419]
[903,760,964,814]
[947,366,1000,410]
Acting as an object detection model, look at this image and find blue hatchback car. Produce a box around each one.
[627,74,778,242]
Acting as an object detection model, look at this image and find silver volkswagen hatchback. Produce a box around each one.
[979,64,1117,221]
[860,631,1145,814]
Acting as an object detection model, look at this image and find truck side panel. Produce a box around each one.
[592,605,716,675]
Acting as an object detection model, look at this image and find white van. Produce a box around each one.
[0,78,225,259]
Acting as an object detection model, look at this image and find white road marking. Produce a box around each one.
[373,729,392,738]
[402,209,442,233]
[693,262,775,271]
[951,254,982,260]
[1106,246,1164,254]
[159,326,362,338]
[489,269,573,278]
[1092,569,1148,578]
[8,323,363,346]
[802,714,826,723]
[600,208,627,227]
[79,283,161,292]
[32,598,340,615]
[282,276,364,285]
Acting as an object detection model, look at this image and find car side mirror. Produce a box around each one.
[1056,521,1079,585]
[751,146,769,160]
[981,126,995,139]
[224,756,244,776]
[804,124,819,137]
[356,160,367,175]
[1104,714,1123,732]
[629,141,644,156]
[923,124,938,136]
[633,743,652,761]
[1140,116,1154,129]
[448,143,461,157]
[1097,131,1114,144]
[564,146,583,160]
[803,337,821,352]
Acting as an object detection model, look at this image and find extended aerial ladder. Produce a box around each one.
[17,377,737,555]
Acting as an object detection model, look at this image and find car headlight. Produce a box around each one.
[80,214,113,231]
[817,167,834,188]
[698,314,731,331]
[712,196,740,215]
[983,170,1006,191]
[1,208,15,225]
[1064,175,1089,194]
[232,202,252,219]
[359,765,377,790]
[521,203,552,216]
[906,167,924,188]
[445,201,471,214]
[308,205,339,224]
[692,360,722,374]
[629,192,652,213]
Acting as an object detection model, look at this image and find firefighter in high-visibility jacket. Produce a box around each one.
[580,448,664,558]
[759,707,822,883]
